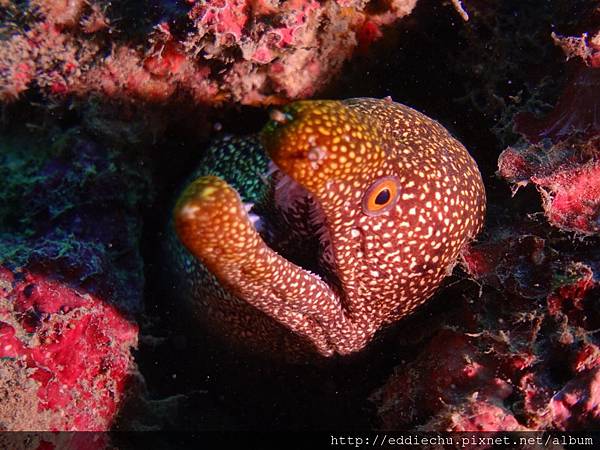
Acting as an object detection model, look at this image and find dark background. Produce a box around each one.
[129,0,592,430]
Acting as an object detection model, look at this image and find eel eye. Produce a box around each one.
[362,176,400,216]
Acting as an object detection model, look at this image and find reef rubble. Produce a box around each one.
[372,8,600,431]
[0,0,424,105]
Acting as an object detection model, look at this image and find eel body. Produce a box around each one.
[171,98,486,358]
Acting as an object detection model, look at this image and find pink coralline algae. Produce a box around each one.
[499,135,600,235]
[0,268,138,431]
[373,219,600,431]
[0,124,149,431]
[551,30,600,70]
[499,24,600,235]
[0,0,421,105]
[551,367,600,430]
[372,330,520,431]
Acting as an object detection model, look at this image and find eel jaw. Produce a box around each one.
[174,176,289,274]
[174,175,364,356]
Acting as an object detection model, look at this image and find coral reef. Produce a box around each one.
[0,0,422,105]
[372,329,521,431]
[373,219,600,431]
[0,132,151,312]
[551,367,600,430]
[0,127,151,430]
[0,268,138,431]
[552,29,600,69]
[0,0,599,437]
[0,433,110,450]
[499,135,600,235]
[499,32,600,235]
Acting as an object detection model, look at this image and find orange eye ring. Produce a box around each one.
[362,176,400,216]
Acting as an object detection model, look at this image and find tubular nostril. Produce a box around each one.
[307,147,328,169]
[308,146,327,160]
[269,109,290,124]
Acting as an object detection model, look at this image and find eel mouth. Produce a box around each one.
[247,163,342,293]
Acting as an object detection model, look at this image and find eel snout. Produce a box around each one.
[261,100,386,196]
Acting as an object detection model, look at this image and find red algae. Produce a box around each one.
[500,54,600,235]
[372,330,515,430]
[551,367,600,430]
[534,158,600,234]
[0,0,420,105]
[0,268,138,431]
[499,133,600,235]
[374,215,600,431]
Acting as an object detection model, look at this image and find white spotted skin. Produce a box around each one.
[314,99,486,331]
[174,98,486,359]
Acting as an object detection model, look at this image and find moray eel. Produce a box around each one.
[172,98,486,358]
